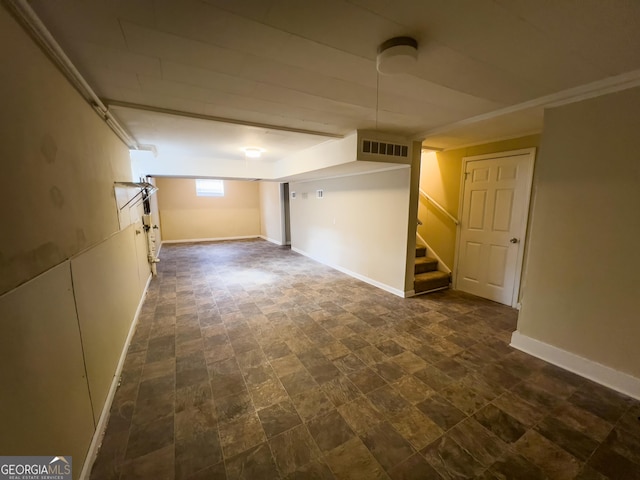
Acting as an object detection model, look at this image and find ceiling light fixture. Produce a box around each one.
[242,147,265,158]
[376,36,418,75]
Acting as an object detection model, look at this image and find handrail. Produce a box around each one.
[419,189,459,225]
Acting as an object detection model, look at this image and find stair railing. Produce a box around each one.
[419,189,459,225]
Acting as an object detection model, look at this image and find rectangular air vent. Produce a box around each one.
[362,139,409,158]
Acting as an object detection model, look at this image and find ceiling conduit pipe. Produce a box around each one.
[5,0,139,149]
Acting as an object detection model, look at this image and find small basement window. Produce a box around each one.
[195,179,224,197]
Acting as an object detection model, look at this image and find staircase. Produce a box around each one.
[414,243,450,294]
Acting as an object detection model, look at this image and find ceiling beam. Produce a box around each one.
[104,99,345,139]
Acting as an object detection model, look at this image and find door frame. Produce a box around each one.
[453,148,536,308]
[281,183,292,246]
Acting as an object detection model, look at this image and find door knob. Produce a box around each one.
[510,237,519,244]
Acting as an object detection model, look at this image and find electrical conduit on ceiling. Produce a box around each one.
[5,0,139,149]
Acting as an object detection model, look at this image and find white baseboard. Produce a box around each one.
[80,273,153,480]
[291,247,405,298]
[412,286,449,297]
[259,235,285,246]
[162,235,260,244]
[510,331,640,401]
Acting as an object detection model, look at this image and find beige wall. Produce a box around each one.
[156,177,261,241]
[0,7,132,296]
[517,87,640,378]
[71,226,149,424]
[0,7,149,477]
[418,134,540,269]
[404,142,422,292]
[148,177,163,245]
[259,181,284,245]
[290,167,412,295]
[0,262,95,470]
[0,226,149,469]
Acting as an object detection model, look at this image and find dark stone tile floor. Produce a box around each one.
[90,239,640,480]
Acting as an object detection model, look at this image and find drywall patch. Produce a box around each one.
[50,185,65,208]
[0,242,62,295]
[33,242,60,266]
[40,134,57,164]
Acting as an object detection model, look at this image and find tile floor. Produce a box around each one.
[90,239,640,480]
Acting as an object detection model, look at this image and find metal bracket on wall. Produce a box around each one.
[114,181,158,211]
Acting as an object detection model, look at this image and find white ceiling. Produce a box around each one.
[111,105,334,163]
[27,0,640,159]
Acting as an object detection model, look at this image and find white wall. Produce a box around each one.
[274,133,357,178]
[132,153,274,180]
[516,87,640,383]
[130,132,359,181]
[290,167,412,296]
[259,181,285,245]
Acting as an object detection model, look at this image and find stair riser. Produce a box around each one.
[414,243,448,294]
[415,262,438,274]
[414,276,450,293]
[413,286,449,296]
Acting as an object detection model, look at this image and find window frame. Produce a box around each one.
[195,178,225,197]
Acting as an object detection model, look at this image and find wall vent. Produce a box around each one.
[361,139,409,158]
[316,189,324,199]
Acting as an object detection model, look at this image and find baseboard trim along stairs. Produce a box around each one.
[414,243,450,294]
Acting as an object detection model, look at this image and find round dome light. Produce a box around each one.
[242,147,265,158]
[376,37,418,75]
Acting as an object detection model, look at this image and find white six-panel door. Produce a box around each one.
[456,150,534,306]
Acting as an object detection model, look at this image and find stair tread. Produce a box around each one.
[415,255,438,274]
[414,269,450,294]
[415,256,438,265]
[414,241,448,293]
[414,270,449,280]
